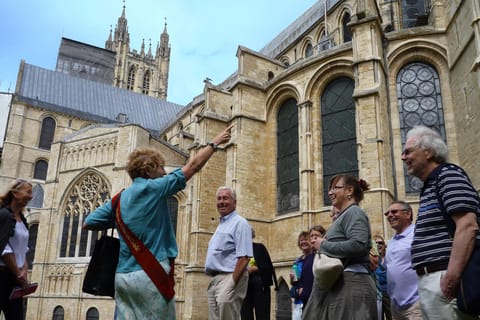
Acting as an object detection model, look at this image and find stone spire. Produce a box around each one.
[105,25,113,50]
[114,2,130,45]
[147,39,153,58]
[157,18,170,58]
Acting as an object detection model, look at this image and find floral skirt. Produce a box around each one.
[115,261,175,320]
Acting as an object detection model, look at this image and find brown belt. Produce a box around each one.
[415,262,448,276]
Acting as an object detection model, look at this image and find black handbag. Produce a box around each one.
[435,164,480,315]
[82,229,119,298]
[457,243,480,315]
[82,192,122,298]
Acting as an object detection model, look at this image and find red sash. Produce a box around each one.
[112,192,175,302]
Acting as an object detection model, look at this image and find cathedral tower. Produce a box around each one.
[106,4,171,100]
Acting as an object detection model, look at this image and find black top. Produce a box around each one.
[0,207,16,253]
[251,242,278,289]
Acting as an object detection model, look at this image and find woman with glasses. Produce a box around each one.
[0,179,33,319]
[314,174,377,320]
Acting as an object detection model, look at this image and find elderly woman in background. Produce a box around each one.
[0,179,33,320]
[290,231,315,320]
[315,174,377,320]
[84,125,233,320]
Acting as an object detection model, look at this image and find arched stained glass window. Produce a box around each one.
[305,43,313,58]
[30,184,44,208]
[52,306,65,320]
[86,307,99,320]
[34,159,48,180]
[397,61,446,192]
[39,117,56,150]
[60,173,110,257]
[277,98,299,214]
[321,77,357,204]
[342,12,352,42]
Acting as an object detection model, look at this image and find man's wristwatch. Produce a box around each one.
[207,141,218,151]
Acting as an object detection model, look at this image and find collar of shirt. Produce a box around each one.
[219,210,237,223]
[393,223,414,240]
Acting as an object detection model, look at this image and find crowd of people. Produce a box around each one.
[1,124,479,320]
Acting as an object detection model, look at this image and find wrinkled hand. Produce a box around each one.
[440,272,459,301]
[211,124,234,146]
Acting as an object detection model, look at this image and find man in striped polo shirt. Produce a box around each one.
[402,125,480,319]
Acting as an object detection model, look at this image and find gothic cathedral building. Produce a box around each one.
[0,1,479,319]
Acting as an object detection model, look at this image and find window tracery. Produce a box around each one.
[397,61,446,192]
[60,172,110,257]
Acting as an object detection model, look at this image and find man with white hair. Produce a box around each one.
[205,186,253,320]
[402,125,480,319]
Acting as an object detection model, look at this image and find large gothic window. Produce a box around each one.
[397,61,445,193]
[321,77,357,204]
[34,159,48,180]
[142,70,151,95]
[127,66,136,90]
[60,173,110,258]
[39,117,56,150]
[277,98,299,214]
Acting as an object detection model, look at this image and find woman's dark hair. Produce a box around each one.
[329,174,370,203]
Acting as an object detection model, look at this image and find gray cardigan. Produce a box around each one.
[321,204,372,268]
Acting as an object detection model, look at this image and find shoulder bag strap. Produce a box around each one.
[113,192,175,302]
[434,164,480,243]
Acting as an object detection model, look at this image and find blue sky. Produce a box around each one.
[0,0,318,105]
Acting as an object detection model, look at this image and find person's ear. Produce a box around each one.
[424,148,434,160]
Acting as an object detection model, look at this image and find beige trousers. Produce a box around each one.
[207,271,248,320]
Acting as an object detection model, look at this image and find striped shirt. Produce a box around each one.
[411,163,480,269]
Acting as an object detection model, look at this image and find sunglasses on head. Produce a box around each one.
[12,179,29,190]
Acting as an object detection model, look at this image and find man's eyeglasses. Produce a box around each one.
[384,209,409,216]
[401,147,417,156]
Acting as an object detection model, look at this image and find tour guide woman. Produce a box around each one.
[0,179,33,319]
[84,125,233,319]
[315,174,377,319]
